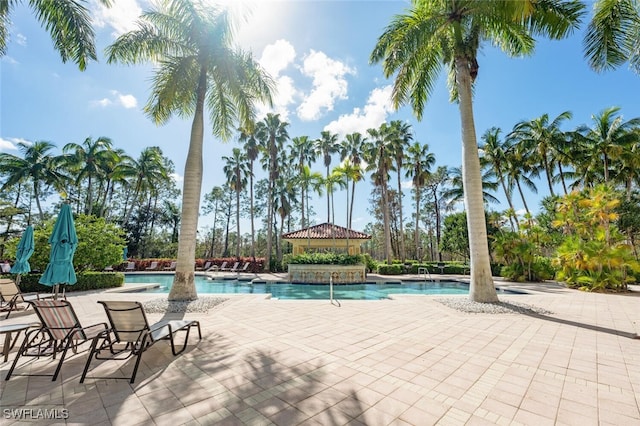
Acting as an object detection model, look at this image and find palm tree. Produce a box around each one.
[576,106,640,183]
[424,166,450,262]
[238,127,259,260]
[340,132,367,229]
[291,135,316,228]
[333,160,362,252]
[502,143,538,218]
[122,147,169,224]
[298,165,324,250]
[98,148,135,219]
[315,130,340,222]
[0,141,67,221]
[0,0,111,70]
[223,148,248,260]
[388,120,413,262]
[480,127,518,230]
[442,166,499,207]
[370,0,583,302]
[255,113,289,272]
[365,126,395,264]
[62,136,113,215]
[584,0,640,74]
[107,0,273,300]
[509,111,573,197]
[405,142,435,259]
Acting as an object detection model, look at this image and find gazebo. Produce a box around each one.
[282,223,371,284]
[282,223,371,255]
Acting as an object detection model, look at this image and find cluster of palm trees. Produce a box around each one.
[482,107,640,231]
[216,114,440,271]
[1,0,638,302]
[0,138,180,258]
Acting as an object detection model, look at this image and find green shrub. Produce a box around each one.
[361,253,378,273]
[4,214,126,272]
[285,253,364,266]
[377,264,404,275]
[4,272,124,293]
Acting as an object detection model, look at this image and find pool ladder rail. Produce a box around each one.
[417,266,433,281]
[329,274,341,307]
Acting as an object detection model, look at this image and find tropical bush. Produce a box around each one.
[284,253,364,266]
[377,264,404,275]
[4,214,126,272]
[553,186,640,291]
[5,272,124,293]
[493,222,555,282]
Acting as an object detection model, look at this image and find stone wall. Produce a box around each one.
[288,264,367,284]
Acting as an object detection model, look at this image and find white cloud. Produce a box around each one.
[90,98,113,108]
[401,180,413,190]
[90,90,137,109]
[297,50,355,121]
[324,85,395,138]
[15,34,27,46]
[259,39,295,76]
[256,40,298,121]
[1,56,18,65]
[115,92,138,109]
[0,137,31,152]
[91,0,142,37]
[0,137,19,151]
[171,173,184,184]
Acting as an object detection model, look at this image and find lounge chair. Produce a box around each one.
[163,261,176,271]
[231,262,250,273]
[0,279,55,319]
[145,261,159,271]
[80,301,201,384]
[125,262,136,272]
[217,261,229,271]
[5,300,108,381]
[222,262,239,272]
[195,261,212,271]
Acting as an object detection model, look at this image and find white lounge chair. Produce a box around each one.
[221,262,238,272]
[231,262,250,273]
[163,261,176,271]
[145,261,159,271]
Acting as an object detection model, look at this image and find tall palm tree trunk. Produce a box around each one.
[456,57,497,303]
[235,168,241,260]
[169,68,207,301]
[414,185,421,261]
[249,162,256,260]
[543,157,555,197]
[349,179,357,229]
[397,169,406,262]
[382,183,392,265]
[498,176,518,231]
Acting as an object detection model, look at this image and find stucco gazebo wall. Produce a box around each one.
[288,264,366,283]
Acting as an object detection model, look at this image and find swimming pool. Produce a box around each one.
[125,275,522,300]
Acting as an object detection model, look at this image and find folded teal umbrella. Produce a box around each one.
[11,225,34,274]
[39,204,78,298]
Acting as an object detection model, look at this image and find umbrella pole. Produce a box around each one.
[15,274,21,287]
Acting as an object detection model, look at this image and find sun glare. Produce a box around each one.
[202,0,286,51]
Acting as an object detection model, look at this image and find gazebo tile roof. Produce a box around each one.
[282,223,371,240]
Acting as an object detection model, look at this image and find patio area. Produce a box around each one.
[1,278,639,425]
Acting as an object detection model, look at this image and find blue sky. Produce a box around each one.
[1,0,639,233]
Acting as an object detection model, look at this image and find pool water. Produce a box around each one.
[125,275,521,300]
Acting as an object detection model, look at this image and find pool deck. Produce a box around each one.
[1,274,639,425]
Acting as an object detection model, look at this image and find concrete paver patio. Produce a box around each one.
[1,277,639,425]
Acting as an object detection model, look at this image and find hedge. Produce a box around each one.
[1,272,124,293]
